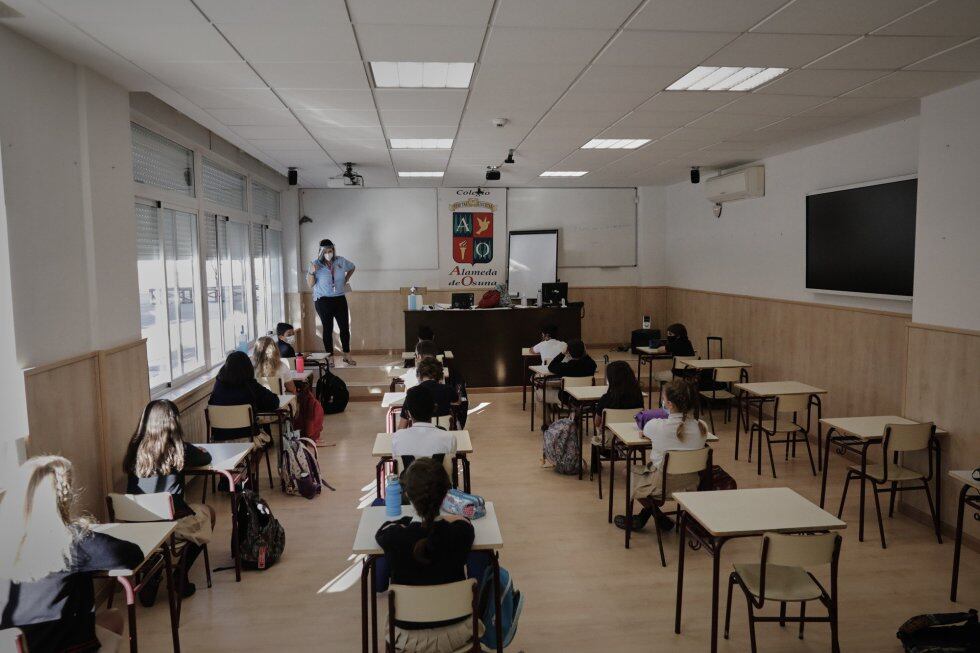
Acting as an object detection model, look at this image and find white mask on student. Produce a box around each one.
[284,335,296,346]
[324,250,335,261]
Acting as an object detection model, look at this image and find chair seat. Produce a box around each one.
[848,462,923,482]
[257,414,282,425]
[699,389,735,400]
[733,564,823,601]
[653,370,673,383]
[758,418,805,433]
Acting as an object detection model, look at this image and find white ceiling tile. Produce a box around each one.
[535,110,626,128]
[716,93,834,115]
[753,69,892,96]
[196,0,349,24]
[473,64,583,92]
[375,89,468,112]
[141,61,266,88]
[553,90,652,113]
[305,123,386,139]
[596,125,676,139]
[174,87,284,110]
[809,35,969,69]
[254,62,369,90]
[219,22,360,63]
[295,109,382,127]
[597,30,738,68]
[38,0,203,24]
[753,0,926,36]
[483,27,613,65]
[391,152,450,171]
[844,71,979,97]
[381,110,463,126]
[494,0,641,28]
[874,0,980,37]
[278,89,376,111]
[629,0,788,32]
[247,138,321,151]
[572,66,690,96]
[208,107,298,126]
[262,150,333,167]
[349,0,493,26]
[320,143,391,165]
[455,116,537,141]
[637,91,741,112]
[686,112,781,130]
[386,125,458,139]
[798,97,907,117]
[909,38,980,71]
[704,33,855,68]
[355,25,484,61]
[78,21,240,63]
[232,124,311,140]
[612,110,707,128]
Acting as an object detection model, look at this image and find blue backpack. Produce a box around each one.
[479,565,524,650]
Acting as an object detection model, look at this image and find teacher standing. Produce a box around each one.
[307,238,357,366]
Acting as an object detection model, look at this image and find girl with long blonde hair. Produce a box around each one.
[0,456,142,652]
[253,335,296,393]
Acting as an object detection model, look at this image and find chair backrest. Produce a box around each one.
[603,408,639,425]
[706,336,723,359]
[205,404,254,433]
[713,366,743,384]
[399,453,454,479]
[389,579,476,623]
[257,375,284,395]
[672,355,699,369]
[282,357,296,370]
[106,492,175,522]
[563,375,594,388]
[884,422,934,453]
[664,446,711,476]
[762,532,840,569]
[775,393,809,416]
[0,628,27,653]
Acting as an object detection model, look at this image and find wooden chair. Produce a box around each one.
[706,336,723,359]
[386,580,481,653]
[725,532,842,653]
[629,446,712,558]
[256,376,284,395]
[282,357,296,370]
[205,404,273,493]
[747,393,817,478]
[698,367,748,432]
[654,354,699,403]
[555,374,595,430]
[593,408,641,500]
[0,628,28,653]
[837,422,940,549]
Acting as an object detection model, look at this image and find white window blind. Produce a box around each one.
[203,158,246,210]
[132,123,194,196]
[251,223,269,337]
[267,229,284,327]
[252,182,280,220]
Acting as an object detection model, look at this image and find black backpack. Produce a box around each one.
[234,490,285,570]
[316,369,349,415]
[897,610,980,652]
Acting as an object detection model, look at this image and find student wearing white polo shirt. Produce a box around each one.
[531,323,566,364]
[401,339,441,390]
[391,385,457,465]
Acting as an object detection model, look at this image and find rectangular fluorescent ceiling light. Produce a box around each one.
[540,171,588,177]
[398,171,444,177]
[389,138,453,149]
[582,138,650,149]
[666,66,788,91]
[371,62,474,88]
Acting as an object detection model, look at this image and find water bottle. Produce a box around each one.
[296,355,305,373]
[384,473,402,517]
[236,326,248,353]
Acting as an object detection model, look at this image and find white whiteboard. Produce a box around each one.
[507,188,637,267]
[300,188,438,271]
[508,231,558,301]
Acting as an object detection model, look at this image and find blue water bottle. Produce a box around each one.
[384,473,402,517]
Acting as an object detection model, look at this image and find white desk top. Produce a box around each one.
[388,367,450,379]
[277,394,296,411]
[402,351,453,361]
[529,364,553,377]
[607,421,719,445]
[949,470,980,491]
[674,487,846,537]
[92,522,177,576]
[521,347,539,357]
[636,346,669,356]
[565,385,607,401]
[680,358,751,369]
[734,381,826,397]
[290,370,313,382]
[382,391,406,408]
[819,415,947,439]
[190,442,251,471]
[373,431,472,457]
[352,503,502,555]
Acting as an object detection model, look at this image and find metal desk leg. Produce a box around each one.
[462,456,471,494]
[360,557,371,653]
[674,511,686,634]
[734,394,743,460]
[370,558,379,653]
[624,448,633,549]
[608,441,616,523]
[935,438,943,544]
[709,537,730,653]
[950,484,969,601]
[819,429,836,509]
[648,358,654,409]
[575,404,584,480]
[858,443,870,542]
[492,552,504,653]
[118,577,137,653]
[530,377,536,432]
[522,359,528,410]
[162,544,181,653]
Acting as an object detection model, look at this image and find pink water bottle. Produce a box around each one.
[296,355,305,373]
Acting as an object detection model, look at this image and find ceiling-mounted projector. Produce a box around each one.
[328,162,364,188]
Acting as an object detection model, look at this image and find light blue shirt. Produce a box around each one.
[311,256,355,300]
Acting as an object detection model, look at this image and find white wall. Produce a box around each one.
[912,79,980,331]
[662,118,920,314]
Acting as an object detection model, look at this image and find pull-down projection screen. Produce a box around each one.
[508,230,558,301]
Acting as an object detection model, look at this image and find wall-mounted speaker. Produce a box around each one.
[288,168,298,186]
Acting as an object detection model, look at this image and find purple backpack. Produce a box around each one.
[634,408,669,429]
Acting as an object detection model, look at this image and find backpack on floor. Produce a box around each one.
[234,490,285,570]
[479,565,524,651]
[296,385,324,442]
[279,430,322,499]
[543,418,579,475]
[897,610,980,652]
[316,368,349,415]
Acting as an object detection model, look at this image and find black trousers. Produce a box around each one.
[314,295,351,354]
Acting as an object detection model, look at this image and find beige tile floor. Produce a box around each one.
[136,390,979,652]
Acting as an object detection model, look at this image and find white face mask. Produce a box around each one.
[324,250,335,261]
[284,335,296,345]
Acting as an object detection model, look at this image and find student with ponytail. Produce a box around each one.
[375,457,478,652]
[615,379,708,533]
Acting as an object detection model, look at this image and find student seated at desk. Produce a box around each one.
[276,322,297,359]
[417,325,435,347]
[125,400,216,603]
[209,351,279,445]
[594,361,645,432]
[254,335,296,393]
[0,456,143,653]
[392,385,457,464]
[535,339,597,421]
[401,339,440,389]
[648,322,696,377]
[375,457,478,652]
[531,323,566,364]
[616,380,707,533]
[397,359,457,430]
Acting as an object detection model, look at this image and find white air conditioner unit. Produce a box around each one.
[704,165,765,203]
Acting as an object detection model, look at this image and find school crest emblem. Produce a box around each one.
[452,211,494,264]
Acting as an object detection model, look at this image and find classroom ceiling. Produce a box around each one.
[2,0,979,187]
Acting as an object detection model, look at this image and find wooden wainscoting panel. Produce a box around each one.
[24,354,106,519]
[98,340,150,494]
[568,286,638,347]
[638,287,668,335]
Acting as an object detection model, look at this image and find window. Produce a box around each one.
[132,123,194,196]
[136,202,204,389]
[267,229,284,327]
[252,181,280,220]
[202,214,253,364]
[251,224,269,337]
[203,158,246,210]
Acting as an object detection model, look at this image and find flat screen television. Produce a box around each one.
[805,176,917,300]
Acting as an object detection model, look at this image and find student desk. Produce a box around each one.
[187,442,252,582]
[818,416,947,543]
[381,392,405,433]
[673,488,846,653]
[564,384,607,480]
[605,422,719,548]
[92,522,181,653]
[949,470,980,602]
[352,503,505,653]
[289,370,313,384]
[520,347,542,410]
[401,351,453,363]
[528,364,555,432]
[733,381,826,473]
[372,431,473,494]
[635,346,672,407]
